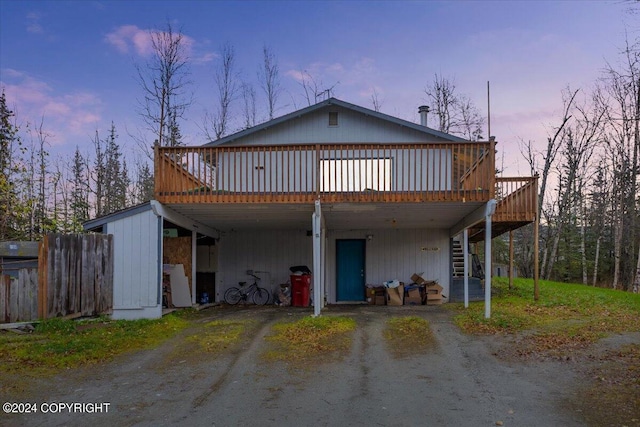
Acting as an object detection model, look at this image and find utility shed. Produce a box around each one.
[0,241,39,278]
[84,201,219,320]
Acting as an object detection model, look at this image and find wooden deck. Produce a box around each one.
[154,143,537,238]
[469,176,539,241]
[155,142,496,204]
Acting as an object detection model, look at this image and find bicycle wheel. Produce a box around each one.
[224,287,242,305]
[252,287,270,305]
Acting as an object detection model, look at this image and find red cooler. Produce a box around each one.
[291,275,311,307]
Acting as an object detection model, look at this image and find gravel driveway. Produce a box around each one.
[3,305,588,427]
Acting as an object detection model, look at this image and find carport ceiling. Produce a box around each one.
[166,202,484,232]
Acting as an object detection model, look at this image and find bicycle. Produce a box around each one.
[224,271,270,305]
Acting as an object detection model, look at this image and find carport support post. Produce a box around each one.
[192,230,197,305]
[484,213,492,319]
[463,229,469,308]
[320,214,326,309]
[313,200,322,317]
[509,230,514,290]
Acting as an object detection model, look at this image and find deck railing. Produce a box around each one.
[155,142,497,204]
[494,176,538,223]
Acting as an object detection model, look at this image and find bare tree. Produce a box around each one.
[599,37,639,289]
[544,91,603,280]
[589,162,610,286]
[424,74,458,134]
[371,87,383,112]
[136,21,192,149]
[298,70,321,106]
[296,69,339,106]
[258,45,281,120]
[205,42,239,141]
[240,82,257,129]
[424,74,485,139]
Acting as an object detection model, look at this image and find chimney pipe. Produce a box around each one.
[418,105,430,127]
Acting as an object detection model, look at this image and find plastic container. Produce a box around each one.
[291,275,311,307]
[200,292,209,304]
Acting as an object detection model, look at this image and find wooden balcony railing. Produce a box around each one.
[154,142,497,204]
[494,176,538,223]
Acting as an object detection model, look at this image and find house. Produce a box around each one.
[85,98,538,320]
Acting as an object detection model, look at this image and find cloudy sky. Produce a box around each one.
[0,0,636,175]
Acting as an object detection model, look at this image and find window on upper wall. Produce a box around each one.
[328,112,338,126]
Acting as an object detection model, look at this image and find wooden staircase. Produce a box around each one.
[450,238,485,302]
[452,239,465,278]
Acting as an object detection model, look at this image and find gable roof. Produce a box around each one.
[204,97,467,146]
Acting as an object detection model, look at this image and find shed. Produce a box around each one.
[0,241,39,278]
[83,201,219,320]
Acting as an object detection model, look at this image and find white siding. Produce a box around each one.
[223,107,450,146]
[325,229,450,303]
[216,230,313,301]
[106,209,161,314]
[217,227,450,304]
[216,147,451,193]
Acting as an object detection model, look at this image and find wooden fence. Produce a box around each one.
[0,233,114,323]
[0,269,38,323]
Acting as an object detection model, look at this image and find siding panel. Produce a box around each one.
[218,227,450,304]
[108,209,159,309]
[326,228,449,303]
[217,230,312,301]
[224,108,450,146]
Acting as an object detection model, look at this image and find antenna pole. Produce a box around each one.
[487,81,491,139]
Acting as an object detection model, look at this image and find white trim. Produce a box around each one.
[192,230,197,305]
[485,213,492,319]
[463,228,469,308]
[313,200,322,316]
[150,200,220,239]
[450,199,497,238]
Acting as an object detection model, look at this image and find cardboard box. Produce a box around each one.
[407,287,421,298]
[410,273,427,285]
[375,295,386,305]
[386,284,404,306]
[426,283,444,293]
[426,293,443,300]
[404,295,422,305]
[427,298,444,305]
[365,288,377,305]
[366,286,386,305]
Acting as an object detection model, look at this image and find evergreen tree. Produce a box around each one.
[70,147,90,230]
[0,89,19,239]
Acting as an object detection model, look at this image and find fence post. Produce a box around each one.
[37,236,48,319]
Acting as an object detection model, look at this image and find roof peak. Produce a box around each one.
[205,97,467,146]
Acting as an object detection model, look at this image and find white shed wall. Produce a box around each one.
[106,208,162,319]
[217,227,450,304]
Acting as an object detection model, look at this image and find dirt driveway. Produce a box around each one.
[2,306,595,426]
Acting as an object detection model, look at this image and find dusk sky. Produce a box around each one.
[0,1,636,175]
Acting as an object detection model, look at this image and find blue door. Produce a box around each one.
[336,239,366,301]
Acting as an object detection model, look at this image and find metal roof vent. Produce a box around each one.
[418,105,430,127]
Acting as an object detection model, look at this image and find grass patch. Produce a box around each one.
[384,316,436,358]
[186,319,252,353]
[452,277,640,358]
[0,314,189,377]
[453,277,640,335]
[263,316,356,364]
